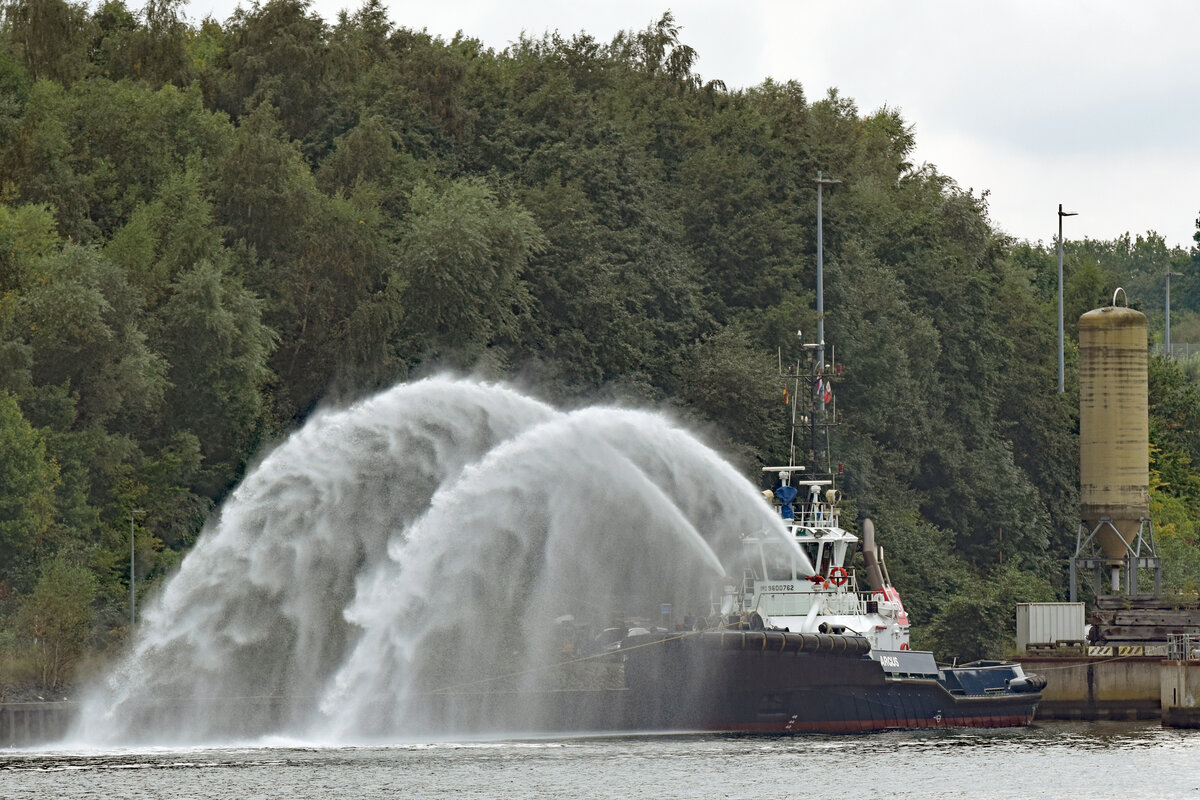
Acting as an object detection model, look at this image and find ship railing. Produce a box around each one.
[821,590,866,616]
[793,505,839,529]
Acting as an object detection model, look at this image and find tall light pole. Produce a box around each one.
[815,171,842,373]
[1167,268,1183,357]
[1057,204,1078,393]
[130,509,146,627]
[1166,268,1185,357]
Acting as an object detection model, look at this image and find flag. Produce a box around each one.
[823,381,833,404]
[783,387,789,406]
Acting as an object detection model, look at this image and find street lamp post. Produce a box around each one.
[814,171,842,374]
[130,508,146,626]
[1057,204,1078,393]
[1167,268,1183,358]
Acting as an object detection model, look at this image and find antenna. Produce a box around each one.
[814,171,841,376]
[778,329,839,477]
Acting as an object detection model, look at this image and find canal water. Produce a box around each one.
[2,722,1197,799]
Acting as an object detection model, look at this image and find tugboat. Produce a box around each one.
[612,475,1046,731]
[611,337,1045,732]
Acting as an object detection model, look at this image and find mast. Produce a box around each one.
[814,171,840,474]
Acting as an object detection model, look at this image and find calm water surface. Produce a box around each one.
[3,722,1198,799]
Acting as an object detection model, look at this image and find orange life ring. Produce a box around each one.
[828,566,848,587]
[899,642,910,650]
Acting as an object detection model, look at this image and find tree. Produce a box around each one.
[0,201,59,293]
[16,245,167,429]
[676,327,785,463]
[5,79,224,242]
[260,186,395,415]
[206,0,331,153]
[212,102,318,260]
[0,392,58,589]
[1,0,92,85]
[398,178,543,362]
[105,167,229,304]
[156,260,276,494]
[926,564,1055,661]
[16,553,97,689]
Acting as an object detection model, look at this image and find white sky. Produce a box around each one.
[182,0,1200,250]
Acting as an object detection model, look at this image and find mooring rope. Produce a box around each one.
[425,630,703,695]
[1026,654,1146,672]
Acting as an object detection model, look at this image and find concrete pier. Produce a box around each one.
[1160,658,1200,728]
[1,702,78,747]
[1017,656,1163,720]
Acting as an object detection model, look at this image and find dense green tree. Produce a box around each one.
[0,80,91,238]
[205,0,332,153]
[1,0,92,85]
[88,0,192,87]
[0,202,58,294]
[15,553,96,689]
[925,564,1056,661]
[260,186,394,414]
[1149,356,1200,514]
[15,245,166,428]
[675,327,786,462]
[212,102,317,260]
[106,167,231,304]
[398,177,542,363]
[315,114,419,203]
[4,78,224,241]
[0,47,31,166]
[0,392,58,589]
[156,260,276,494]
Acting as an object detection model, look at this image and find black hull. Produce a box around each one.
[416,632,1041,735]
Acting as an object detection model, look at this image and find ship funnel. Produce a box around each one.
[860,517,885,593]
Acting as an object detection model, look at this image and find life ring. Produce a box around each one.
[899,642,910,651]
[828,566,848,587]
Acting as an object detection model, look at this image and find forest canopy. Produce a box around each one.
[2,0,1199,685]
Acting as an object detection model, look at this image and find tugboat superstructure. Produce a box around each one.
[737,469,910,653]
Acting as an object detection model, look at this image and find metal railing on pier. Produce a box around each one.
[1167,633,1200,662]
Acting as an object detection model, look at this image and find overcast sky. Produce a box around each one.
[182,0,1200,250]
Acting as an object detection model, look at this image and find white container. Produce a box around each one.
[1016,602,1085,650]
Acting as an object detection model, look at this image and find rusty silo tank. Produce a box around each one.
[1077,295,1150,592]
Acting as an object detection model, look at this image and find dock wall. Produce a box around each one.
[1,702,78,748]
[1160,661,1200,728]
[1017,657,1162,720]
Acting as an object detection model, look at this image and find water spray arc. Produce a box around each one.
[76,377,792,744]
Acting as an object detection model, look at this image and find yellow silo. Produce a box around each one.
[1078,302,1149,562]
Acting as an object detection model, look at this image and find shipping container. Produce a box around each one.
[1016,602,1085,650]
